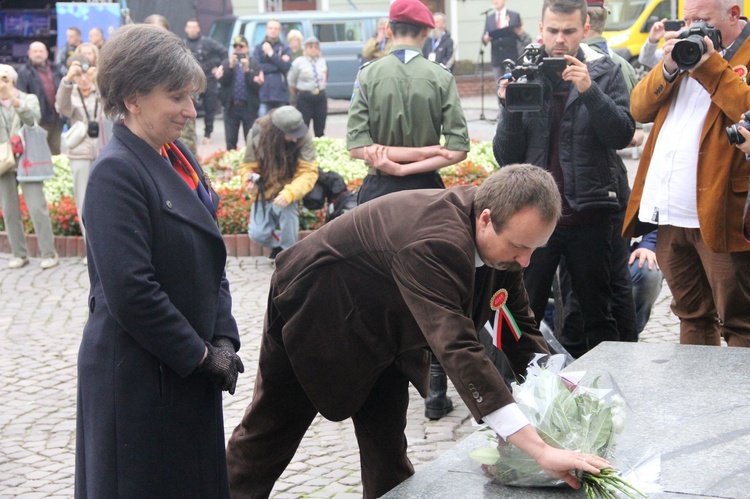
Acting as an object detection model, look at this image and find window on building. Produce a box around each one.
[247,21,303,46]
[313,21,365,43]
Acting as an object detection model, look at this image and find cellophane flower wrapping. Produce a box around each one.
[470,354,628,487]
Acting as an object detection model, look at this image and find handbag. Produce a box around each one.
[17,124,54,182]
[0,109,17,175]
[0,140,15,175]
[61,120,87,150]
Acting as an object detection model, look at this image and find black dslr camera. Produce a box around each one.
[502,44,567,112]
[87,121,100,138]
[672,21,723,70]
[726,110,750,145]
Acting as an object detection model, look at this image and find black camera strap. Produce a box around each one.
[723,21,750,62]
[76,87,98,124]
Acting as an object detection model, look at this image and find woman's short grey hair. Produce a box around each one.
[474,164,562,233]
[0,64,18,83]
[97,23,206,119]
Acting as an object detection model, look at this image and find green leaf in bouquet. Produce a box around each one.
[469,446,501,465]
[587,407,616,457]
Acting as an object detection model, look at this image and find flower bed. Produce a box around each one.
[0,138,498,237]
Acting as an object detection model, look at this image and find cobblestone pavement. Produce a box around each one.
[0,102,681,498]
[0,251,679,498]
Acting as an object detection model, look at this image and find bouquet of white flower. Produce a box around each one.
[470,355,646,498]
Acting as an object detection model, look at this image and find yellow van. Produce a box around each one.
[603,0,750,63]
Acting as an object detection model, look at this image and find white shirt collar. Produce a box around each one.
[474,249,485,268]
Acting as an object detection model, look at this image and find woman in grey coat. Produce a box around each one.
[75,25,243,498]
[0,64,58,270]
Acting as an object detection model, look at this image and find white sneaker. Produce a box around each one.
[40,255,59,270]
[8,257,29,269]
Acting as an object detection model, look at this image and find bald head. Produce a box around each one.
[28,42,49,66]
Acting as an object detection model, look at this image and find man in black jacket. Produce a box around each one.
[17,41,63,154]
[218,35,261,150]
[494,0,635,358]
[184,19,226,143]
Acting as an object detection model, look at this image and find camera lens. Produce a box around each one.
[726,124,746,145]
[672,36,706,70]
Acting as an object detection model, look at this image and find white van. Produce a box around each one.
[209,11,388,100]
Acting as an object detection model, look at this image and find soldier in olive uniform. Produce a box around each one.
[346,0,471,421]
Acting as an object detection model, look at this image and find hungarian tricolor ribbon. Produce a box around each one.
[490,288,523,349]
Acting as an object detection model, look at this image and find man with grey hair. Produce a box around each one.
[422,12,456,69]
[17,41,63,154]
[624,0,750,347]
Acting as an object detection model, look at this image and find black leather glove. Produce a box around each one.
[202,340,244,395]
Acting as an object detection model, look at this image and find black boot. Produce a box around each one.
[424,355,453,420]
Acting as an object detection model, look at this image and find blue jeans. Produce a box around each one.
[248,201,299,251]
[629,260,664,334]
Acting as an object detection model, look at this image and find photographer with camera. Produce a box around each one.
[494,0,635,358]
[56,54,103,259]
[218,35,262,151]
[624,0,750,347]
[239,106,318,260]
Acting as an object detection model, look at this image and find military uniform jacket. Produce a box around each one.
[270,186,548,422]
[347,44,470,153]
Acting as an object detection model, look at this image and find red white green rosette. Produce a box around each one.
[490,289,523,348]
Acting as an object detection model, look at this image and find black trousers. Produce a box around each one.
[201,78,220,138]
[560,209,638,349]
[523,217,619,358]
[224,100,258,151]
[295,90,327,137]
[357,171,445,204]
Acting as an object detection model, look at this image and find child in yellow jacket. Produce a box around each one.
[239,106,318,259]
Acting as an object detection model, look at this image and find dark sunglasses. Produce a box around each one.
[233,44,246,48]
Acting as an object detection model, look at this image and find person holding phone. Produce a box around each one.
[638,18,685,68]
[55,54,103,260]
[218,35,262,150]
[0,63,58,270]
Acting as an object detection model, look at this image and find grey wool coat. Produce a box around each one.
[270,186,549,423]
[75,123,239,498]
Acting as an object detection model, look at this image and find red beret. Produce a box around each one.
[389,0,435,29]
[587,0,605,6]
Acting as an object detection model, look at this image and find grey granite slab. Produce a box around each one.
[384,342,750,498]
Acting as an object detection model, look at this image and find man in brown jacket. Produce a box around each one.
[623,0,750,346]
[226,165,610,498]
